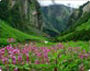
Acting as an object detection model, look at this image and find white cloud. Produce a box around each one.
[38,0,89,8]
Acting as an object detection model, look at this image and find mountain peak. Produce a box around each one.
[82,1,90,13]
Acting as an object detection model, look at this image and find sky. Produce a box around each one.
[38,0,90,8]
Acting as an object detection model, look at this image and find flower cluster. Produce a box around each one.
[7,38,15,43]
[0,43,90,71]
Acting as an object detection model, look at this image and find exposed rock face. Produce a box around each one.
[12,0,43,30]
[83,1,90,13]
[0,0,43,35]
[63,1,90,34]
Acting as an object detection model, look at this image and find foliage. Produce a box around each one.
[0,20,46,46]
[0,0,44,36]
[57,19,90,41]
[0,41,89,71]
[41,4,70,36]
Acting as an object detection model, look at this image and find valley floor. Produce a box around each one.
[0,40,89,71]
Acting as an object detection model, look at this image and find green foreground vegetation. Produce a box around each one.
[0,20,46,46]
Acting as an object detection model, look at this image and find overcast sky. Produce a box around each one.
[38,0,89,8]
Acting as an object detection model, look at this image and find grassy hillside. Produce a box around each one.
[57,19,90,41]
[0,0,44,37]
[0,20,46,46]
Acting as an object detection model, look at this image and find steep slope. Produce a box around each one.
[57,19,90,41]
[41,4,71,36]
[0,0,44,36]
[0,20,45,46]
[57,1,90,41]
[62,1,90,35]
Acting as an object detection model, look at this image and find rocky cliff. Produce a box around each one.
[0,0,44,36]
[61,1,90,35]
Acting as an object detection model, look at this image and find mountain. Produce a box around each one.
[57,1,90,41]
[0,0,44,36]
[41,4,71,36]
[62,1,90,34]
[0,0,48,46]
[57,19,90,41]
[0,20,46,46]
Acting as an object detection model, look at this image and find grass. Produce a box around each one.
[0,20,47,46]
[57,19,90,41]
[62,41,89,51]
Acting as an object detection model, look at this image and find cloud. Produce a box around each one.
[38,0,89,8]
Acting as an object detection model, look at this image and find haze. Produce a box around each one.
[38,0,90,8]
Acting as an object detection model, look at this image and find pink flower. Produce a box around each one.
[68,47,73,50]
[44,53,48,58]
[79,53,84,59]
[14,67,18,71]
[8,51,13,55]
[46,49,51,52]
[0,48,5,55]
[11,56,16,64]
[0,67,2,70]
[57,44,64,49]
[35,60,40,64]
[26,54,29,62]
[0,55,2,59]
[18,55,22,61]
[22,49,29,54]
[7,38,15,43]
[79,64,84,71]
[6,45,13,50]
[37,53,42,58]
[13,49,20,54]
[2,58,8,63]
[84,53,89,58]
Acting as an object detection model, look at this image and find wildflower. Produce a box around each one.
[22,48,29,54]
[18,55,22,61]
[41,59,45,63]
[79,53,84,59]
[6,45,12,50]
[44,53,48,58]
[2,58,8,63]
[0,48,5,55]
[44,41,48,44]
[8,51,13,55]
[14,67,18,71]
[37,53,42,58]
[7,38,15,43]
[68,47,73,50]
[0,67,2,71]
[13,49,20,54]
[35,60,40,64]
[57,44,64,49]
[43,49,47,53]
[46,49,51,52]
[11,56,16,64]
[79,64,84,71]
[84,53,89,58]
[26,54,29,62]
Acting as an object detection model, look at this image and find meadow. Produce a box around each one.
[0,1,90,71]
[0,40,90,71]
